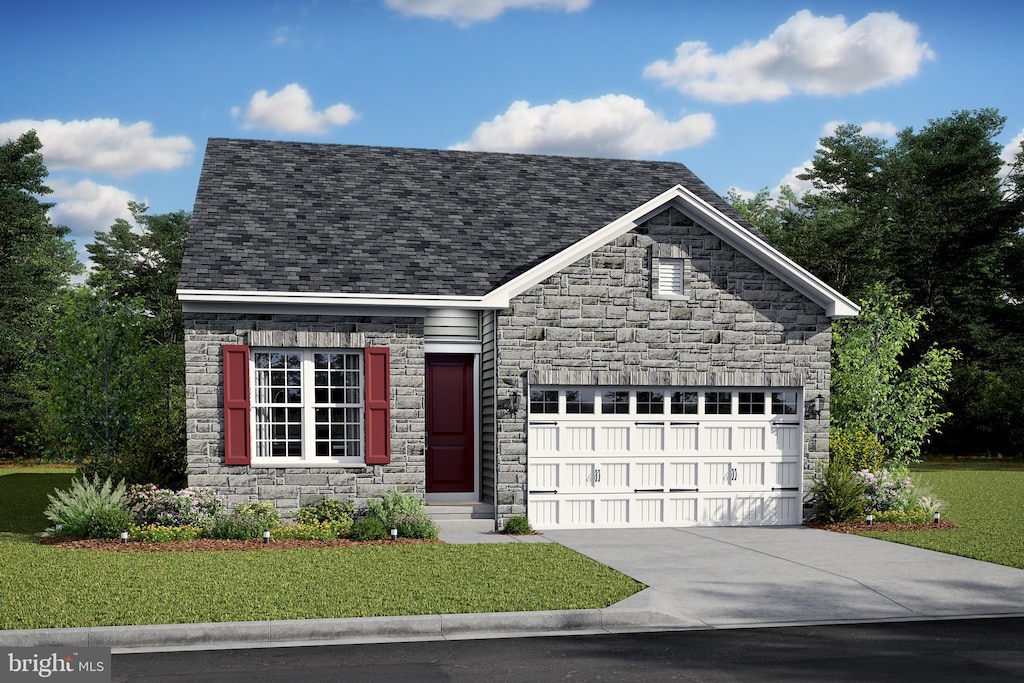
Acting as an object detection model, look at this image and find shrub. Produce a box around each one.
[84,507,133,539]
[872,508,933,525]
[811,460,866,524]
[367,490,426,527]
[125,484,225,527]
[349,516,388,541]
[296,499,355,527]
[917,495,945,515]
[366,489,436,538]
[273,521,351,541]
[855,468,915,512]
[502,515,533,535]
[234,501,281,529]
[830,427,885,472]
[128,524,205,542]
[44,474,128,537]
[208,501,281,540]
[394,514,438,540]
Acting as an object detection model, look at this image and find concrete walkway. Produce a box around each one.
[3,525,1024,653]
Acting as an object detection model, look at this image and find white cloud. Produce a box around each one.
[47,179,135,245]
[999,128,1024,182]
[236,83,358,134]
[385,0,589,25]
[452,94,715,158]
[644,10,934,103]
[824,119,898,138]
[272,26,299,46]
[0,118,193,176]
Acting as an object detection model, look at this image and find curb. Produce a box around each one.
[0,609,698,654]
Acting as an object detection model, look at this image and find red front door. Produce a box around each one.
[425,354,475,494]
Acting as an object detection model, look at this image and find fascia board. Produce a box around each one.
[177,289,500,310]
[669,187,860,318]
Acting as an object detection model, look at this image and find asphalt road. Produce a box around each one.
[112,617,1024,682]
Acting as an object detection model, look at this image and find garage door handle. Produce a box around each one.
[771,487,800,491]
[530,490,558,495]
[635,421,665,426]
[634,488,665,493]
[670,488,699,493]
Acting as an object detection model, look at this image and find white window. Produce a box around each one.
[251,350,363,463]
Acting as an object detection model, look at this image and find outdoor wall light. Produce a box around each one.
[120,530,128,544]
[804,394,824,420]
[263,530,271,544]
[390,527,398,542]
[866,512,874,526]
[500,391,520,418]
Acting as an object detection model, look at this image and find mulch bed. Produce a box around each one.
[38,537,441,552]
[805,520,959,534]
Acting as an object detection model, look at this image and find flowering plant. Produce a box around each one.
[125,484,225,527]
[853,468,915,512]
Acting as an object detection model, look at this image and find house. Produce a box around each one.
[178,138,858,530]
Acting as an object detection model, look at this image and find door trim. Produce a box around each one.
[424,353,480,503]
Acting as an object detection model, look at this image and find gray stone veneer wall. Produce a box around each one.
[185,313,425,516]
[493,221,832,525]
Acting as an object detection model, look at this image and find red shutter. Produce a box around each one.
[222,345,251,465]
[364,347,391,464]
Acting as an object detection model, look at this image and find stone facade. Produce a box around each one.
[185,313,425,515]
[185,213,834,526]
[491,215,832,524]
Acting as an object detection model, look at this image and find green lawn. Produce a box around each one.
[860,460,1024,569]
[0,466,642,630]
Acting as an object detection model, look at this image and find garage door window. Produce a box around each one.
[738,391,766,415]
[528,388,805,418]
[772,391,799,415]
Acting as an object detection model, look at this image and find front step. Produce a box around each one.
[425,502,495,521]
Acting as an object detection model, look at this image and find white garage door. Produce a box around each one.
[527,387,804,529]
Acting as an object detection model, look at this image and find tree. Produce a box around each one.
[733,108,1024,457]
[831,285,959,467]
[0,130,80,456]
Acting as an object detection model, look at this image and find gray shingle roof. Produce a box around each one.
[179,138,753,296]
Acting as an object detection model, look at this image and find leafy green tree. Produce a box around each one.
[85,202,189,463]
[831,285,959,467]
[0,130,80,456]
[38,289,153,466]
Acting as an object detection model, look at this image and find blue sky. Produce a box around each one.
[3,0,1022,262]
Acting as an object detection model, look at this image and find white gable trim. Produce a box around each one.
[479,185,859,318]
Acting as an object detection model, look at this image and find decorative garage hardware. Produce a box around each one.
[635,488,665,493]
[670,488,700,493]
[730,468,738,481]
[530,490,558,495]
[804,394,824,419]
[772,487,800,491]
[635,421,665,426]
[670,421,699,426]
[775,421,801,426]
[530,421,558,426]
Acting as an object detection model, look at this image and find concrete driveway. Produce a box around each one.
[543,526,1024,629]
